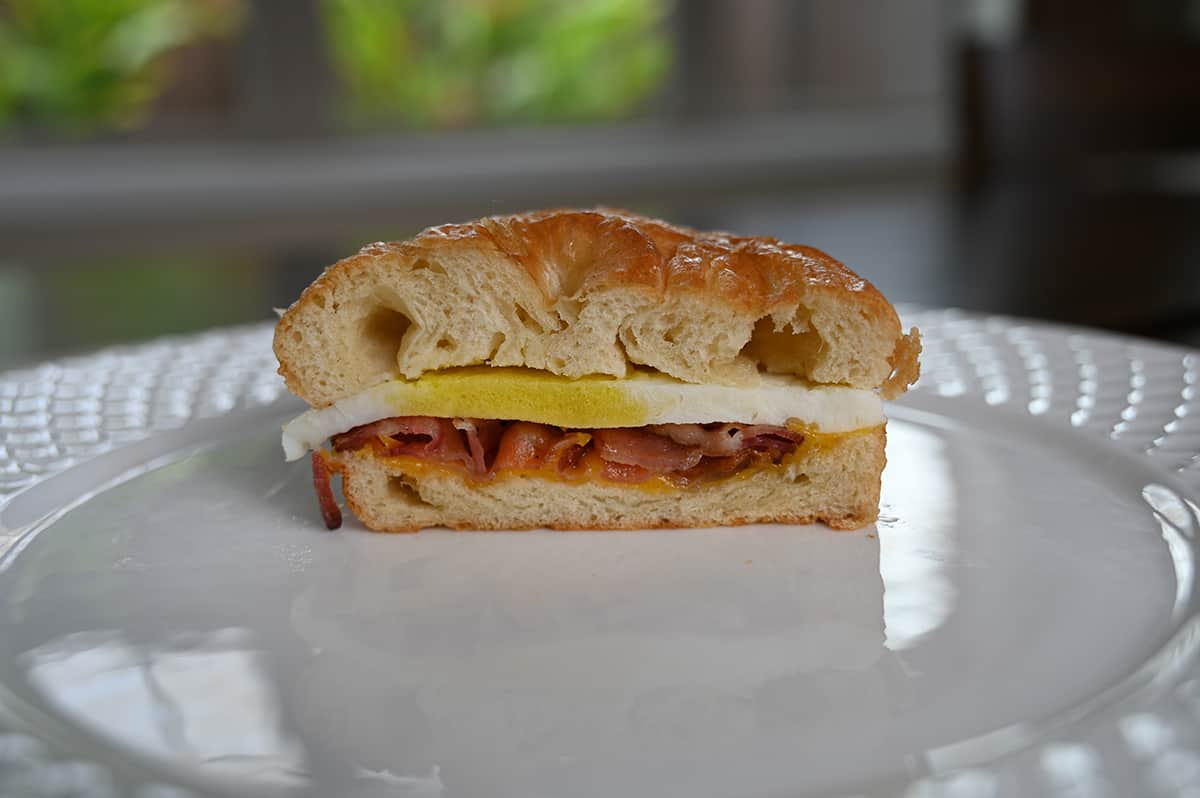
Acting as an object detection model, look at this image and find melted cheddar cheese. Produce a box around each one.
[343,424,879,492]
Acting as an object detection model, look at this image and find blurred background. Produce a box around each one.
[0,0,1198,369]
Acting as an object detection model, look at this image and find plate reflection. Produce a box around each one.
[21,627,307,790]
[284,525,898,797]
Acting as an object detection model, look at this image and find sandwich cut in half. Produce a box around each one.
[274,208,921,532]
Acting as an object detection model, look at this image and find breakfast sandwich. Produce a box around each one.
[273,208,920,531]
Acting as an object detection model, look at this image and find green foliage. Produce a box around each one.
[0,0,670,135]
[321,0,673,128]
[0,0,243,136]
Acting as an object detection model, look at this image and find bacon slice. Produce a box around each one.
[493,421,558,470]
[321,417,805,513]
[648,423,741,455]
[310,450,342,530]
[649,423,803,458]
[453,418,503,475]
[602,460,654,483]
[333,416,445,454]
[676,450,757,486]
[548,431,592,478]
[334,416,475,471]
[740,425,804,461]
[592,428,703,473]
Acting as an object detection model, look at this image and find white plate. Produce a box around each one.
[0,310,1199,798]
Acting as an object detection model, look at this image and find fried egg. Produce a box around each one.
[281,367,883,460]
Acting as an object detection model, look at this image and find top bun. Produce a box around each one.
[274,208,921,407]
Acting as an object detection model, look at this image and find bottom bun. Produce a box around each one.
[331,426,885,532]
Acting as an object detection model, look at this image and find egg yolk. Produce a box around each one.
[377,367,655,429]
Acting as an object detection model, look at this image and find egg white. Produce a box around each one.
[281,368,883,461]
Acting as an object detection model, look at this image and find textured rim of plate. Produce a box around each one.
[0,308,1198,798]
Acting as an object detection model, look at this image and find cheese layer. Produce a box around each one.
[282,367,883,461]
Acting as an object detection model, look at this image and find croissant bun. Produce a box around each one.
[274,208,920,408]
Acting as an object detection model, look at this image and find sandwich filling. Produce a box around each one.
[330,416,820,487]
[282,366,883,460]
[287,367,885,529]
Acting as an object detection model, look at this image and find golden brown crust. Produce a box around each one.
[283,208,890,310]
[274,208,919,406]
[416,208,898,319]
[339,507,868,533]
[882,326,923,400]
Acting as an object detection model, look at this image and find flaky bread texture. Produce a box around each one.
[331,427,885,532]
[275,209,921,408]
